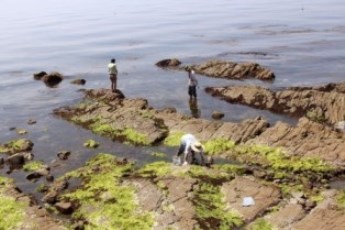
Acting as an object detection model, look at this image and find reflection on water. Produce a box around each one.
[189,98,201,118]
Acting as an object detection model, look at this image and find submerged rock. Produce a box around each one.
[70,78,86,85]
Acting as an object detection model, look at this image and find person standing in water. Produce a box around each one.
[108,58,118,92]
[188,68,198,100]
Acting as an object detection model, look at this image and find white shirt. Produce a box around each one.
[189,71,198,87]
[108,63,118,75]
[180,134,197,154]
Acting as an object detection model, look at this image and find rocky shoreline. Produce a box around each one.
[1,60,345,229]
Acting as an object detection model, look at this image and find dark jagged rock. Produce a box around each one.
[57,151,71,160]
[42,72,64,87]
[33,71,48,80]
[155,58,181,67]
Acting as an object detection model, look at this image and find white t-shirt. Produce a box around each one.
[180,134,197,154]
[108,63,118,75]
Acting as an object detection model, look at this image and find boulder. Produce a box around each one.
[42,72,64,87]
[55,201,74,214]
[211,111,225,120]
[6,152,33,168]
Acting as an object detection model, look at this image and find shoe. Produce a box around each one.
[182,161,188,166]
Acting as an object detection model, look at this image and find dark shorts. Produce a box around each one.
[188,86,197,97]
[110,74,117,81]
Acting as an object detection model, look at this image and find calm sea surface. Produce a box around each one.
[1,0,345,193]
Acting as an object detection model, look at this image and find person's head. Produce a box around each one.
[111,58,116,63]
[191,141,204,154]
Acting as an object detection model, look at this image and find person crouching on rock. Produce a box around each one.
[108,58,118,92]
[176,133,206,166]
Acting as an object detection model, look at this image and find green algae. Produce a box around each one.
[193,182,243,230]
[23,161,45,172]
[151,152,167,158]
[122,128,150,145]
[186,165,238,183]
[0,177,26,230]
[163,131,185,147]
[61,153,153,230]
[203,138,235,156]
[213,164,245,175]
[137,161,172,178]
[233,144,334,175]
[336,190,345,208]
[250,218,274,230]
[89,120,150,145]
[83,139,99,148]
[310,193,325,203]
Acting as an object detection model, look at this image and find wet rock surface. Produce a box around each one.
[247,118,345,165]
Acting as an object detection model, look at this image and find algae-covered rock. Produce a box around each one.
[0,138,34,154]
[60,153,154,229]
[0,176,66,229]
[54,89,169,146]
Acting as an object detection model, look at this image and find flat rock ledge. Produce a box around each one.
[53,88,270,146]
[53,87,345,166]
[206,82,345,125]
[156,58,275,81]
[41,154,345,230]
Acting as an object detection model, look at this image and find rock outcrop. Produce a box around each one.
[190,60,275,80]
[206,82,345,125]
[155,58,275,81]
[246,118,345,164]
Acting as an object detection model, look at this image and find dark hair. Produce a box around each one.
[111,58,116,63]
